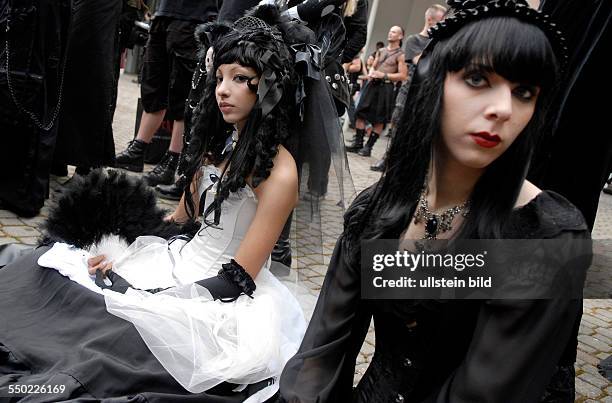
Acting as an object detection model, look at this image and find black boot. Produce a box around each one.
[156,175,187,201]
[144,151,179,187]
[358,133,379,157]
[370,154,386,172]
[116,139,147,172]
[272,213,292,267]
[345,129,365,153]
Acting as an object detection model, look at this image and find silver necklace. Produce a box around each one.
[413,189,470,239]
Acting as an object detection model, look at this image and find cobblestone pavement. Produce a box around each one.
[1,72,610,400]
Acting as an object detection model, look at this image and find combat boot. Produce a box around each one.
[358,133,379,157]
[116,139,147,172]
[345,128,365,153]
[144,151,179,186]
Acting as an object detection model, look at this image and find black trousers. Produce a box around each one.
[140,17,199,121]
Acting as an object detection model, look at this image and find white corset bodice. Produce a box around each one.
[173,165,267,284]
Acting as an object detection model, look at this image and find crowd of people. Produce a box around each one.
[0,0,610,402]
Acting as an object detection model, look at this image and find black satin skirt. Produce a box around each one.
[0,248,267,402]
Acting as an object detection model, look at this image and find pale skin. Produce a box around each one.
[402,67,542,240]
[90,63,299,280]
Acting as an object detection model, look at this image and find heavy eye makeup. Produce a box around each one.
[462,68,539,102]
[215,73,256,85]
[511,84,539,102]
[464,71,488,88]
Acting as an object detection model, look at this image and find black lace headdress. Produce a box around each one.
[181,6,298,227]
[182,5,355,281]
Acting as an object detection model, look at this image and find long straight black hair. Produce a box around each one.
[350,16,560,246]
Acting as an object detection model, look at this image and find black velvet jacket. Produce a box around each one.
[279,189,591,403]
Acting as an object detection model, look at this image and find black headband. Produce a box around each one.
[427,0,568,71]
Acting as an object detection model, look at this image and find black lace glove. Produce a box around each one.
[94,259,255,301]
[196,259,256,302]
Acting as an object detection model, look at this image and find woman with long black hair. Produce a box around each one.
[0,6,318,402]
[279,1,591,402]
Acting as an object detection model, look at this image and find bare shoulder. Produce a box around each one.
[514,180,542,208]
[252,146,298,203]
[268,145,298,185]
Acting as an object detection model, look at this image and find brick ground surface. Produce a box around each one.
[1,71,610,399]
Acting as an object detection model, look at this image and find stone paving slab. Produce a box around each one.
[0,71,610,398]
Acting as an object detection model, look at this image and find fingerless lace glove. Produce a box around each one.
[196,259,256,302]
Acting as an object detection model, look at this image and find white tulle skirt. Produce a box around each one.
[38,237,308,399]
[104,270,306,395]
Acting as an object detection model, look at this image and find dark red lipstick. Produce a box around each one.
[470,132,501,148]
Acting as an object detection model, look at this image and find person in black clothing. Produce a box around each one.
[528,0,611,231]
[279,1,592,402]
[49,0,123,180]
[341,0,368,68]
[347,25,408,157]
[0,0,72,217]
[115,0,218,187]
[345,48,367,129]
[403,4,447,65]
[370,3,446,172]
[525,0,611,395]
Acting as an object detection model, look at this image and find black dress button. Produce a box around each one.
[395,393,405,402]
[403,358,413,368]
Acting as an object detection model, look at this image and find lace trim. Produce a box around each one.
[218,259,256,300]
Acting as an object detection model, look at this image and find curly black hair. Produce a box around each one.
[181,6,298,227]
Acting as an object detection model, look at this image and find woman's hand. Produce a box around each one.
[87,254,112,276]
